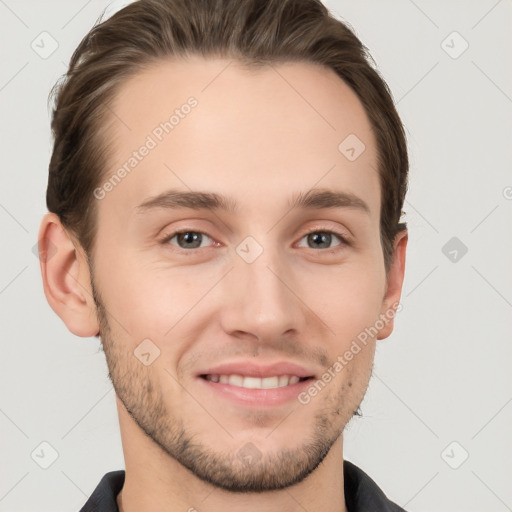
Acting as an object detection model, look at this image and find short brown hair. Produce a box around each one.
[46,0,408,273]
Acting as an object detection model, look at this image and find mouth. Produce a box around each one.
[197,361,316,407]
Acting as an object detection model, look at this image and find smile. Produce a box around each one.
[202,374,310,389]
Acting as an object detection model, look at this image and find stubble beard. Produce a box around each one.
[91,273,365,492]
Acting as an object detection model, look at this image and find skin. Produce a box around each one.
[39,57,407,512]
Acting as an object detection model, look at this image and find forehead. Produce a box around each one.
[100,56,380,222]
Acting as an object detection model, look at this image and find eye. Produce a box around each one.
[296,229,349,250]
[162,230,215,250]
[159,227,350,253]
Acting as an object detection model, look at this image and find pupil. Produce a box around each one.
[179,232,201,248]
[309,232,330,249]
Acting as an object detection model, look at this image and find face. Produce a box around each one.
[90,56,396,491]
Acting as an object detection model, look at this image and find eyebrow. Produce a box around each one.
[135,187,371,215]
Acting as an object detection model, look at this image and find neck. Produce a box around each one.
[115,399,348,512]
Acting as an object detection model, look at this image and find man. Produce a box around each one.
[38,0,409,510]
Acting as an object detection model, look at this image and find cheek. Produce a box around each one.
[301,260,386,342]
[95,231,386,348]
[96,254,203,340]
[332,357,374,413]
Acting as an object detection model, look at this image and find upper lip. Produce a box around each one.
[198,361,316,379]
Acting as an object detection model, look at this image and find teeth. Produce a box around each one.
[205,374,305,389]
[228,375,244,387]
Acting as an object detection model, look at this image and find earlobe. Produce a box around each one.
[377,230,408,340]
[38,213,100,337]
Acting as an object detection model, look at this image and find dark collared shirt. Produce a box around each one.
[79,459,406,511]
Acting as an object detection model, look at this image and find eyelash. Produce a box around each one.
[159,227,351,253]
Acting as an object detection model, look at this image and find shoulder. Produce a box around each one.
[78,470,125,512]
[343,459,407,512]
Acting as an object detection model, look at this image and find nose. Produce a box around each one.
[218,244,307,344]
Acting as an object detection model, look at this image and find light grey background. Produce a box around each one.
[1,1,511,511]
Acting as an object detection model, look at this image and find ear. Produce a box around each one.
[37,213,100,337]
[377,229,408,340]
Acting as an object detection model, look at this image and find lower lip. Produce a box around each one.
[198,377,314,407]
